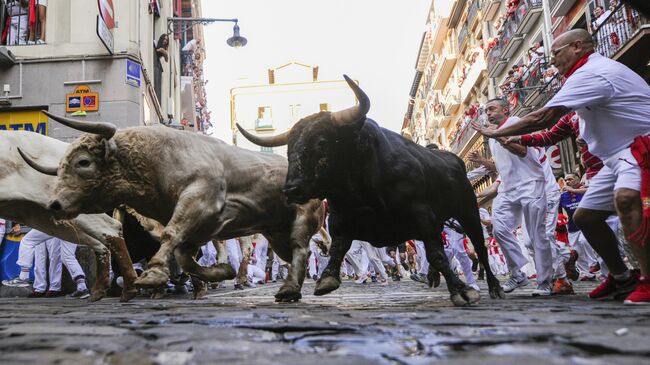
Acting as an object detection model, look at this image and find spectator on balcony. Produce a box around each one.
[593,6,612,29]
[28,0,46,45]
[182,38,201,54]
[471,28,650,305]
[153,33,169,102]
[6,0,29,46]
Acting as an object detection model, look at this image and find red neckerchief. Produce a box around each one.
[498,117,509,128]
[564,51,594,79]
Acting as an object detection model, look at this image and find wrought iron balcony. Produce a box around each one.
[592,3,649,61]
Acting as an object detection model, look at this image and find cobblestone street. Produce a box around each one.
[1,279,649,364]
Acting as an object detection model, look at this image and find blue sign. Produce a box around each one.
[126,59,141,87]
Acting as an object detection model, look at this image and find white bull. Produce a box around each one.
[1,131,137,301]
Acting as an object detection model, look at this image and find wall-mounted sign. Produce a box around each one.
[0,110,48,135]
[66,85,99,113]
[96,15,114,54]
[126,59,141,87]
[98,0,115,29]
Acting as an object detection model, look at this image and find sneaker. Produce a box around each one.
[371,275,378,283]
[379,279,388,286]
[45,290,65,297]
[589,271,639,300]
[312,274,318,281]
[624,276,650,305]
[35,39,45,45]
[2,277,31,287]
[68,289,91,299]
[28,291,45,298]
[354,276,367,284]
[234,283,244,290]
[27,40,35,45]
[243,281,256,288]
[502,274,529,293]
[532,283,552,296]
[552,278,574,295]
[410,273,422,282]
[469,283,480,291]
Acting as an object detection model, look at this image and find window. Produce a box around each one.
[255,106,273,130]
[289,104,301,122]
[319,103,329,112]
[4,0,47,46]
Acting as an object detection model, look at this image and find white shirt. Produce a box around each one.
[182,39,198,53]
[0,218,5,238]
[467,166,489,182]
[546,53,650,160]
[489,116,545,193]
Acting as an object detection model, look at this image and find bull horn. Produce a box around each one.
[236,123,290,147]
[42,110,117,139]
[331,75,370,126]
[17,147,58,176]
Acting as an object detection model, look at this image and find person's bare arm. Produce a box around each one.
[476,180,500,205]
[471,106,571,138]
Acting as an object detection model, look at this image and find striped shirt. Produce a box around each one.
[519,112,603,179]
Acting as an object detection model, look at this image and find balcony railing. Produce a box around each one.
[467,0,481,28]
[487,44,502,71]
[592,3,649,59]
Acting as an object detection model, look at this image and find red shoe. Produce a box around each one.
[45,290,65,297]
[589,271,638,300]
[28,291,45,298]
[624,276,650,305]
[552,278,574,295]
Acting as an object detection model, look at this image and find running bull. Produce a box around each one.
[2,131,137,301]
[238,75,505,306]
[22,113,324,302]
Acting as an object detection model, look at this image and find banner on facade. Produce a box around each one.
[66,85,99,113]
[0,110,48,135]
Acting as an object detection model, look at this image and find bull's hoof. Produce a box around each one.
[275,284,302,303]
[489,286,506,299]
[120,289,138,302]
[192,281,208,300]
[450,287,481,307]
[134,267,169,288]
[314,275,340,296]
[89,290,106,302]
[428,270,441,288]
[151,290,166,300]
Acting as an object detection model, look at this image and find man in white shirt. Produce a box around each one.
[473,29,650,304]
[472,98,556,296]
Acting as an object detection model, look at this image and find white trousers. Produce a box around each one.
[16,229,52,268]
[545,189,568,279]
[356,240,388,281]
[414,240,429,275]
[198,241,217,267]
[33,238,61,292]
[569,230,598,277]
[225,238,242,274]
[247,264,266,283]
[443,228,476,286]
[254,235,269,272]
[492,181,554,286]
[344,241,365,277]
[60,240,85,281]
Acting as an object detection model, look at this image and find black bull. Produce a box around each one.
[238,75,505,306]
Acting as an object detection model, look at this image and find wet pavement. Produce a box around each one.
[1,278,649,365]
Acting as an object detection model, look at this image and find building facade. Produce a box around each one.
[404,0,649,194]
[232,62,357,157]
[0,0,212,141]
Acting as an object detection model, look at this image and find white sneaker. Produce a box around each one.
[469,283,480,291]
[354,276,367,284]
[502,274,529,293]
[532,284,552,297]
[2,277,30,287]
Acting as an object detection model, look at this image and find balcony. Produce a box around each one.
[430,17,449,53]
[448,0,468,28]
[460,52,487,103]
[592,3,650,76]
[550,0,578,18]
[514,0,543,35]
[442,87,461,122]
[467,0,482,30]
[431,44,458,90]
[487,44,507,78]
[501,20,524,59]
[457,22,469,52]
[482,0,500,21]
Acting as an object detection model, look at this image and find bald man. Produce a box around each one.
[472,29,650,304]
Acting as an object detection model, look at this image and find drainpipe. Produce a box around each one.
[540,0,554,55]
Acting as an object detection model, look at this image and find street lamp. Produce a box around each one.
[167,17,248,48]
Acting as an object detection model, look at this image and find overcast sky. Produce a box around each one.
[201,0,431,143]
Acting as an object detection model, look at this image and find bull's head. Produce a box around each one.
[19,111,119,218]
[237,75,369,204]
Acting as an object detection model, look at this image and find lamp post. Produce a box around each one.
[167,17,248,48]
